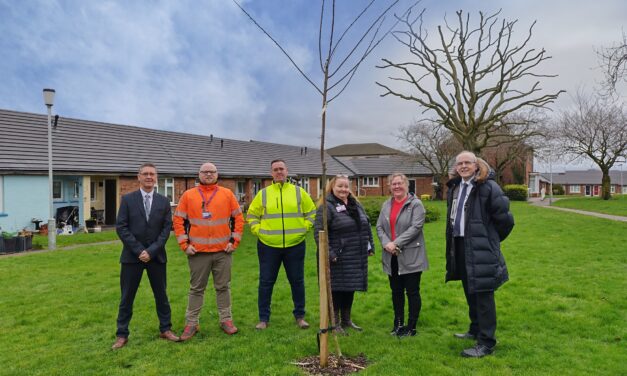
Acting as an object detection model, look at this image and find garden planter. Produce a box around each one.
[85,219,97,228]
[3,237,16,252]
[16,235,33,252]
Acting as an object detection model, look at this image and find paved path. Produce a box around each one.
[0,240,120,258]
[528,197,627,222]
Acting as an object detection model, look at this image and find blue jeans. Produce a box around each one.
[257,240,306,322]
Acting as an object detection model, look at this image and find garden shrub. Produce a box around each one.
[552,184,565,195]
[503,184,528,201]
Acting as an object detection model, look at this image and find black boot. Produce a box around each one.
[390,317,403,336]
[333,309,346,335]
[341,307,362,331]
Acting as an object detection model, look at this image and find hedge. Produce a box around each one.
[358,196,440,224]
[503,184,528,201]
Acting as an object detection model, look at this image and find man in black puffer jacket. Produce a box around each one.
[445,151,514,358]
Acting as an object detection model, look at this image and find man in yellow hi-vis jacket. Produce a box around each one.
[247,159,316,330]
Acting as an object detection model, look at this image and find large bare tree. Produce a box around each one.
[557,92,627,200]
[376,9,564,154]
[597,31,627,93]
[397,120,461,199]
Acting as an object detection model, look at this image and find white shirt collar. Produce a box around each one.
[140,189,153,199]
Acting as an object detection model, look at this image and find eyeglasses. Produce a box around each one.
[200,170,217,175]
[336,174,349,178]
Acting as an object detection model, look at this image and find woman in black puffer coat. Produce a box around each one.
[314,175,374,334]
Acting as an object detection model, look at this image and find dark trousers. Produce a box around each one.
[455,237,497,348]
[388,255,422,329]
[116,261,172,337]
[332,291,355,311]
[257,240,306,322]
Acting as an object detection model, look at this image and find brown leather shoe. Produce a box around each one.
[220,320,238,335]
[179,325,199,341]
[255,321,268,330]
[111,336,128,350]
[159,330,180,342]
[296,318,310,329]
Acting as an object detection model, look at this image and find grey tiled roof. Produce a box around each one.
[334,155,431,176]
[546,169,625,185]
[0,109,347,177]
[327,143,406,156]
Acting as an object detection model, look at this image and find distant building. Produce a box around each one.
[529,169,626,197]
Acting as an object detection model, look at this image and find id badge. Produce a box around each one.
[336,204,346,212]
[202,212,212,219]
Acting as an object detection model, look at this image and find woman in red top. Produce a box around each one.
[376,173,429,337]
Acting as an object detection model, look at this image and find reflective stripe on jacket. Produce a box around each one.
[173,184,244,253]
[247,182,316,248]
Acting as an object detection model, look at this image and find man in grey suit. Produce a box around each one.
[112,163,179,349]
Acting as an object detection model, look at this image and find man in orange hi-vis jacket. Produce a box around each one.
[173,162,244,340]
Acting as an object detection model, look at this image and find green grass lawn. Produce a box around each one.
[1,202,625,375]
[553,195,627,217]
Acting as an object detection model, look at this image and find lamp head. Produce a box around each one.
[43,88,55,107]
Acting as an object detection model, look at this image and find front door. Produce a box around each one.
[105,179,117,225]
[408,179,416,195]
[585,185,591,196]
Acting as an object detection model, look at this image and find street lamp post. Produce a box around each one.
[548,151,553,205]
[43,88,56,250]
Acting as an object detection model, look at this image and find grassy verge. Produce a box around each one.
[0,202,625,375]
[553,194,627,216]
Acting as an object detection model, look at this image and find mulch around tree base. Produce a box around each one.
[294,354,368,375]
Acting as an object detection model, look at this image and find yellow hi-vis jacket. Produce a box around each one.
[247,181,316,248]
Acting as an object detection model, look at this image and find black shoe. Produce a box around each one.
[454,332,477,340]
[390,318,403,336]
[461,344,494,358]
[396,326,416,337]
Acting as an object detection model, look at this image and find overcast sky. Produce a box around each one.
[1,0,625,172]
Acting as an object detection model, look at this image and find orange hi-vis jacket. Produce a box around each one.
[173,184,244,253]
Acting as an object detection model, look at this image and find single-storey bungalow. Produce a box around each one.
[0,109,433,232]
[550,169,626,196]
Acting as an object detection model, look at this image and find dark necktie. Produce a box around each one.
[144,194,151,221]
[453,183,468,237]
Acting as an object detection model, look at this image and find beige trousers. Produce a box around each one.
[185,251,232,324]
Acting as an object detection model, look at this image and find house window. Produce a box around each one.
[236,181,246,202]
[90,181,97,201]
[53,181,63,200]
[298,177,310,194]
[157,178,175,204]
[73,181,80,199]
[252,180,262,195]
[362,176,379,187]
[623,186,627,194]
[0,176,4,212]
[570,185,580,193]
[610,185,615,194]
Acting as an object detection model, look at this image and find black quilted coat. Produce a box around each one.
[314,194,374,292]
[445,173,515,293]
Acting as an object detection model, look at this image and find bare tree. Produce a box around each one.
[376,9,564,154]
[397,120,461,199]
[557,92,627,200]
[597,31,627,93]
[233,0,417,366]
[482,110,548,185]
